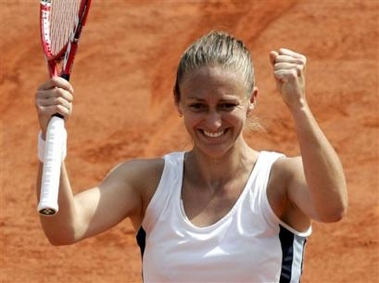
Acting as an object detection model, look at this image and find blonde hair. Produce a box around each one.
[173,31,255,104]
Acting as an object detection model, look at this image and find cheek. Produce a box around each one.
[230,114,247,128]
[183,114,202,129]
[230,107,250,123]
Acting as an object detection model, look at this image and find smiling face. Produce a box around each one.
[176,66,257,158]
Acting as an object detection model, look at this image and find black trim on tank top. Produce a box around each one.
[279,224,307,283]
[136,227,146,258]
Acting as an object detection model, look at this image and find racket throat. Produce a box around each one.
[61,73,70,81]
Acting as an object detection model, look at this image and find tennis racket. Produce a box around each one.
[38,0,92,216]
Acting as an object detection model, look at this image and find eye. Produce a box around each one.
[189,103,207,112]
[218,103,237,111]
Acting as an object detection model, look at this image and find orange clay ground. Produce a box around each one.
[1,1,378,282]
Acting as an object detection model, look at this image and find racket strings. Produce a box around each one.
[50,0,81,56]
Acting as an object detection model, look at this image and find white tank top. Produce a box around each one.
[137,151,311,282]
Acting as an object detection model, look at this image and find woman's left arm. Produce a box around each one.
[270,48,348,222]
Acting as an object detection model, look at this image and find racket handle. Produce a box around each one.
[38,116,66,216]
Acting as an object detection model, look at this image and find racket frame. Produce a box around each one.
[40,0,91,79]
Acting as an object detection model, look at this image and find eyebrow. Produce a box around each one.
[186,94,240,101]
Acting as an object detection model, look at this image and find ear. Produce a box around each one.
[247,87,258,113]
[175,101,184,117]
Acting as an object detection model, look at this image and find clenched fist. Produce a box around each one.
[270,48,307,110]
[35,77,74,138]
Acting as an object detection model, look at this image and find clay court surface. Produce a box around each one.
[1,0,378,282]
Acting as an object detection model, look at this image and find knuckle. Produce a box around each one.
[36,90,45,99]
[53,105,65,117]
[54,96,64,104]
[53,87,64,97]
[287,70,297,79]
[36,104,43,113]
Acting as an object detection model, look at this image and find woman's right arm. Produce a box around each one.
[35,78,161,245]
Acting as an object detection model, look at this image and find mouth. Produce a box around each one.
[202,129,225,138]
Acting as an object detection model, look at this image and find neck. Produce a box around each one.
[185,141,258,189]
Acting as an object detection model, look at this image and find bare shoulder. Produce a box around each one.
[108,157,165,196]
[267,156,301,211]
[100,157,165,229]
[268,155,303,193]
[271,155,303,181]
[101,157,165,204]
[113,157,165,178]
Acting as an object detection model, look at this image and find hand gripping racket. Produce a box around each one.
[38,0,92,215]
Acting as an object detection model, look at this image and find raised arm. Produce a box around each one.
[269,49,348,223]
[35,78,160,245]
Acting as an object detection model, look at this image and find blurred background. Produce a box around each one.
[1,1,378,282]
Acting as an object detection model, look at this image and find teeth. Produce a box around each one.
[203,130,224,138]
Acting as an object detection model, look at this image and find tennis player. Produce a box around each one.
[35,31,348,282]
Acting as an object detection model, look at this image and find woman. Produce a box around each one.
[35,31,347,282]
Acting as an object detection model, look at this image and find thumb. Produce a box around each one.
[269,51,282,92]
[269,51,279,66]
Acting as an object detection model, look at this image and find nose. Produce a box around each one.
[204,110,222,131]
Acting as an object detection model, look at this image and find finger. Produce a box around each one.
[37,76,74,93]
[273,55,305,65]
[273,69,298,83]
[37,95,72,110]
[36,86,73,118]
[36,86,74,102]
[36,93,73,114]
[273,62,299,70]
[273,62,305,77]
[278,48,306,60]
[275,65,304,80]
[37,104,72,119]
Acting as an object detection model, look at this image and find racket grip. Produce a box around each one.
[38,116,66,216]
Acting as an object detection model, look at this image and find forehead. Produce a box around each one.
[180,66,247,98]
